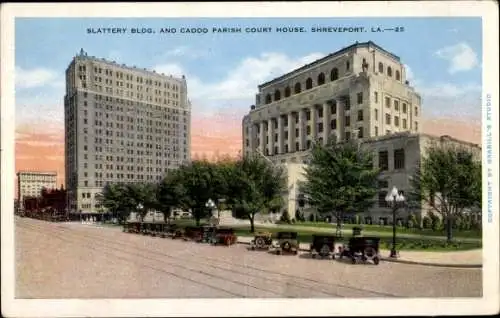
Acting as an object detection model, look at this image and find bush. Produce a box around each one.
[408,213,418,229]
[308,213,315,222]
[422,216,431,229]
[290,218,296,224]
[280,209,291,223]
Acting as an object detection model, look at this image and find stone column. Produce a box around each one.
[278,115,284,154]
[248,124,255,151]
[337,98,345,142]
[268,118,274,155]
[259,121,265,154]
[323,102,331,144]
[298,109,306,151]
[287,112,294,152]
[311,105,317,143]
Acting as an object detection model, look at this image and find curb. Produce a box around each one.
[235,240,482,269]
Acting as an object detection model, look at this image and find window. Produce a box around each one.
[374,126,378,136]
[346,61,350,71]
[387,66,393,77]
[395,70,401,81]
[307,140,311,149]
[345,131,351,141]
[385,114,391,125]
[374,91,378,103]
[265,94,272,104]
[306,111,311,121]
[345,116,350,127]
[414,106,418,116]
[374,109,379,120]
[402,103,407,113]
[295,142,299,151]
[330,101,337,114]
[415,121,419,131]
[317,73,325,85]
[318,122,324,133]
[344,97,351,110]
[306,126,311,135]
[357,110,363,121]
[294,82,301,94]
[394,148,405,169]
[386,130,391,135]
[379,150,388,171]
[295,129,299,137]
[378,62,384,74]
[357,92,363,104]
[357,128,363,139]
[330,68,339,81]
[394,100,399,111]
[378,180,389,188]
[378,191,388,207]
[274,90,281,101]
[402,118,407,129]
[284,86,291,97]
[394,116,400,127]
[306,77,313,89]
[331,119,337,130]
[385,97,390,108]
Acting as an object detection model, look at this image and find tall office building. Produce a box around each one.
[17,171,58,208]
[64,49,191,215]
[242,41,421,164]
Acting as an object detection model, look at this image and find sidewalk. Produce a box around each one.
[236,236,482,268]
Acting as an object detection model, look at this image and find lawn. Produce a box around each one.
[289,221,482,239]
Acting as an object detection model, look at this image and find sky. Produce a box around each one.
[14,17,483,187]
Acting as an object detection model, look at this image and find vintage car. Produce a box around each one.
[124,221,141,234]
[250,231,273,250]
[210,227,238,246]
[200,225,217,243]
[309,234,336,259]
[272,231,299,255]
[182,226,204,241]
[339,236,381,265]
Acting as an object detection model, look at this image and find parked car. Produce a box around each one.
[309,234,336,259]
[339,236,381,265]
[210,227,237,246]
[250,232,273,250]
[272,231,299,255]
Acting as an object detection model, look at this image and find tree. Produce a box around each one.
[300,139,380,236]
[226,154,287,233]
[174,160,226,226]
[157,172,185,224]
[125,182,158,222]
[409,143,481,242]
[102,183,134,223]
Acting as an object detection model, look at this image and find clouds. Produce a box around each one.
[154,51,325,105]
[162,46,210,59]
[15,66,64,89]
[435,42,479,74]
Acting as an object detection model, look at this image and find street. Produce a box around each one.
[15,217,482,298]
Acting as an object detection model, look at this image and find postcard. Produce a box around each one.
[1,1,499,317]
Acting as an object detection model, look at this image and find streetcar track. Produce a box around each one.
[17,221,337,298]
[17,220,399,297]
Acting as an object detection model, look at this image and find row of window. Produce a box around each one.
[79,64,181,91]
[263,67,346,104]
[79,173,166,187]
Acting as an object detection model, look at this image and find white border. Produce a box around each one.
[1,1,499,317]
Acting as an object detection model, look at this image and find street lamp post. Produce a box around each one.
[206,199,216,222]
[137,203,144,222]
[385,186,406,258]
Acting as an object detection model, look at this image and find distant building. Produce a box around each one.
[284,132,481,224]
[17,171,57,209]
[242,41,421,165]
[64,49,192,215]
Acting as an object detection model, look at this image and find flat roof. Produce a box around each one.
[258,41,401,89]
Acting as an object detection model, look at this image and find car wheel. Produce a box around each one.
[276,250,282,255]
[312,254,316,259]
[251,246,255,250]
[294,250,298,255]
[373,257,380,265]
[351,257,356,264]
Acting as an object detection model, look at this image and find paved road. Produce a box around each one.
[15,217,482,298]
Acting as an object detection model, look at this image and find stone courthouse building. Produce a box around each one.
[242,41,481,223]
